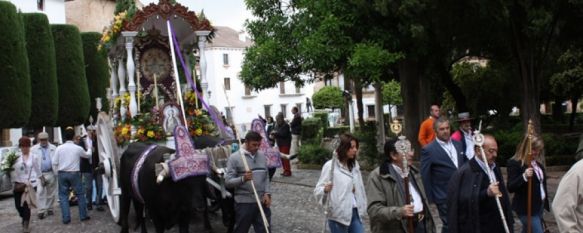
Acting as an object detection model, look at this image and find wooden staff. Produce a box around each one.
[391,120,414,233]
[321,151,336,233]
[526,120,534,233]
[473,121,510,233]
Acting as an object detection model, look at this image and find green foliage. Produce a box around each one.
[301,117,322,145]
[81,32,110,122]
[22,13,58,128]
[346,42,403,82]
[550,48,583,98]
[353,121,380,169]
[0,2,31,128]
[115,0,137,15]
[51,24,90,127]
[313,112,329,130]
[323,126,351,138]
[298,143,331,165]
[312,86,343,110]
[382,80,402,106]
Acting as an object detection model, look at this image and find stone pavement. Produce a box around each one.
[0,165,565,233]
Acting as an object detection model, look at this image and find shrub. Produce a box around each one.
[298,143,331,165]
[52,24,90,126]
[23,13,58,128]
[312,86,343,110]
[302,117,322,145]
[324,126,351,138]
[313,112,329,130]
[81,32,110,122]
[0,2,31,128]
[354,121,380,169]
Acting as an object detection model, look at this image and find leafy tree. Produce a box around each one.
[550,47,583,131]
[22,13,58,128]
[312,86,344,110]
[382,80,402,106]
[81,32,110,123]
[0,2,31,129]
[51,24,90,127]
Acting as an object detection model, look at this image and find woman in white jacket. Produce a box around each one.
[314,133,367,233]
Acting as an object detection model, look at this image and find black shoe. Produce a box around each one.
[63,220,71,224]
[81,216,91,222]
[47,210,54,216]
[87,205,93,210]
[38,213,45,219]
[96,206,104,211]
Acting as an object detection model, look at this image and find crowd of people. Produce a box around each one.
[6,127,104,232]
[5,103,583,233]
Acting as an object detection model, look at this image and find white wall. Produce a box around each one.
[7,0,67,24]
[203,47,314,133]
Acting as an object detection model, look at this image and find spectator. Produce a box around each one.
[53,127,92,224]
[271,112,292,176]
[450,112,475,160]
[418,104,440,148]
[314,133,367,233]
[31,132,57,219]
[552,158,583,232]
[306,97,313,112]
[289,107,303,157]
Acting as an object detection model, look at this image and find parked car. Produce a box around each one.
[0,146,17,193]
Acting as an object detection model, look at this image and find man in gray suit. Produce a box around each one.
[421,117,467,233]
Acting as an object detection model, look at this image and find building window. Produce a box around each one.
[224,77,230,90]
[281,104,287,118]
[325,78,332,86]
[296,103,302,114]
[223,53,229,66]
[279,81,285,94]
[37,0,44,11]
[367,105,376,118]
[264,105,271,118]
[244,85,251,96]
[295,86,301,94]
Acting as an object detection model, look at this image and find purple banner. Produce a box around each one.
[251,119,281,168]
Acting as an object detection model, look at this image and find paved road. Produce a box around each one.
[0,165,564,233]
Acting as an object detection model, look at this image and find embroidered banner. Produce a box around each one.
[251,119,282,168]
[169,126,210,181]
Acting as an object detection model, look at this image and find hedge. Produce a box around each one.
[312,86,343,110]
[23,13,58,128]
[51,24,90,127]
[81,32,110,122]
[298,143,331,165]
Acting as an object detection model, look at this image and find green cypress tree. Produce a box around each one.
[51,24,90,127]
[23,13,59,128]
[81,32,110,122]
[0,2,31,128]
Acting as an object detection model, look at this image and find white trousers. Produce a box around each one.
[290,134,301,156]
[36,172,57,213]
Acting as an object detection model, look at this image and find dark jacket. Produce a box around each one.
[447,158,514,233]
[420,139,466,204]
[366,160,436,233]
[290,114,302,135]
[506,159,550,216]
[78,137,92,173]
[272,122,291,147]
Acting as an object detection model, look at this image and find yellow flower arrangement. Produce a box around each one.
[184,90,219,138]
[131,112,165,143]
[98,11,130,51]
[114,123,132,146]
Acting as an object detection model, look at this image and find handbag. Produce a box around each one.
[13,182,26,192]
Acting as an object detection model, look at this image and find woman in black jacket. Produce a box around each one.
[270,112,292,176]
[507,135,549,233]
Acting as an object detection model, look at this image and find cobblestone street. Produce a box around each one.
[0,165,564,233]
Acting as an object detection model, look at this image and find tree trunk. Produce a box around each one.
[570,95,579,132]
[552,96,564,122]
[399,59,423,155]
[354,79,365,129]
[374,82,386,154]
[437,61,468,112]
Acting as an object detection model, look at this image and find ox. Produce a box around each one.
[119,142,210,233]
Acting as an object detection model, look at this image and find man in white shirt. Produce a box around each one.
[52,127,92,224]
[31,132,57,219]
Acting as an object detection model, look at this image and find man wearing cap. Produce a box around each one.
[451,112,475,160]
[31,132,57,219]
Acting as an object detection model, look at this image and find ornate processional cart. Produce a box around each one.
[94,0,221,222]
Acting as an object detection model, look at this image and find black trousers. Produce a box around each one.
[14,190,30,221]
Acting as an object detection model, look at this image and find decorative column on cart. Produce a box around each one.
[122,31,138,119]
[117,54,127,122]
[195,30,211,102]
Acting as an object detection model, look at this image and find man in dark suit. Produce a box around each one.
[421,117,467,233]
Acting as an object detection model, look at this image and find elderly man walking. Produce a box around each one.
[32,132,57,219]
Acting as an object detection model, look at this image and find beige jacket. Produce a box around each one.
[552,159,583,233]
[366,161,435,233]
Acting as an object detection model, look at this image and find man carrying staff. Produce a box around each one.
[447,134,513,233]
[225,131,271,233]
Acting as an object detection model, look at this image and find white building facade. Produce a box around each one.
[203,27,314,132]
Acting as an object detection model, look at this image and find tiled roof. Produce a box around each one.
[208,26,253,48]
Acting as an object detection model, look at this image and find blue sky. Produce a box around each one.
[141,0,252,31]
